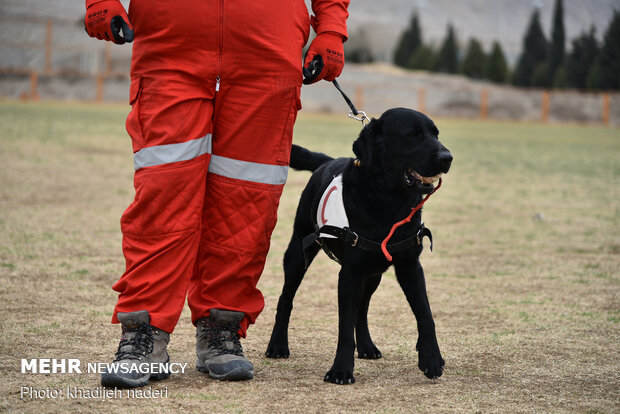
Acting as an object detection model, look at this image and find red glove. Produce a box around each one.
[84,0,134,44]
[303,32,345,85]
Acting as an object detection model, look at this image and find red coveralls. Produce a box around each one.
[111,0,349,336]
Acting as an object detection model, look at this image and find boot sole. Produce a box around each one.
[196,358,254,381]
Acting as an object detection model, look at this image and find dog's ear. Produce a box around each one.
[352,118,382,169]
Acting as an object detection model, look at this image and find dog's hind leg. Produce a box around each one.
[355,274,383,359]
[265,229,320,359]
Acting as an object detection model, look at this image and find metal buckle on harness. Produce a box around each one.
[415,223,425,245]
[343,227,359,247]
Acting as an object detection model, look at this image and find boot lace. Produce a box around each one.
[199,319,243,357]
[113,323,154,362]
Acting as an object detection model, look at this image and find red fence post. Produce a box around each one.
[602,93,610,126]
[418,88,426,114]
[541,91,550,123]
[96,74,104,102]
[30,71,39,100]
[480,89,489,120]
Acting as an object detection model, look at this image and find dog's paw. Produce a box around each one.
[357,343,382,359]
[265,343,290,359]
[324,368,355,385]
[417,354,445,379]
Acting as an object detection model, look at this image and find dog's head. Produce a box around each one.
[352,108,452,194]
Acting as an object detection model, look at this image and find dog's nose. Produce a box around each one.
[438,152,453,173]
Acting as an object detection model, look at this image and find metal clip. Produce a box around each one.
[348,110,369,126]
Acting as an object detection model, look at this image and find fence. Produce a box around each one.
[0,17,617,125]
[300,65,620,126]
[0,14,130,101]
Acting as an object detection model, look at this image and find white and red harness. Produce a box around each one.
[302,174,439,266]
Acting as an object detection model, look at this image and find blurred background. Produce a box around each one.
[0,0,619,124]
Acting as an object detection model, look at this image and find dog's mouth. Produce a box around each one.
[404,169,442,193]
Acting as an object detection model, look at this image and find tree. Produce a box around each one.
[434,23,459,73]
[552,64,567,88]
[549,0,566,81]
[513,9,548,87]
[393,13,422,68]
[566,27,599,89]
[408,45,435,71]
[598,10,620,90]
[531,62,551,87]
[345,27,375,64]
[484,41,509,83]
[461,38,486,79]
[586,57,601,90]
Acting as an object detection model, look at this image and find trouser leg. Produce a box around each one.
[112,93,214,334]
[188,80,301,335]
[187,0,309,335]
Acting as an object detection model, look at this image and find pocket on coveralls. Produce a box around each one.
[126,75,146,152]
[276,87,302,165]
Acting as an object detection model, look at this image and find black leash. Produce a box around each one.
[332,79,359,116]
[304,56,369,124]
[332,80,369,125]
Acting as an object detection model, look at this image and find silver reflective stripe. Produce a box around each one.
[208,155,288,185]
[134,134,212,170]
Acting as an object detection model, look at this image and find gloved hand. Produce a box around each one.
[84,0,134,44]
[303,32,345,85]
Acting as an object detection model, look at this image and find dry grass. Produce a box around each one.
[0,101,618,413]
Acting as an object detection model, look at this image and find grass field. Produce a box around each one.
[0,101,618,413]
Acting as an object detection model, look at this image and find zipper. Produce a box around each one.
[216,0,224,94]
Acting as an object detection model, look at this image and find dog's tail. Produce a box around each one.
[289,144,333,172]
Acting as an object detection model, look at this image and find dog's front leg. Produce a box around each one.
[324,266,362,385]
[394,257,444,379]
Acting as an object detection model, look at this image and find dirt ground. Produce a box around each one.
[0,101,618,413]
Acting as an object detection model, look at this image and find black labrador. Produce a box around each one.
[265,108,452,384]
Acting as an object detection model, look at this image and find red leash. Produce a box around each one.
[380,178,442,261]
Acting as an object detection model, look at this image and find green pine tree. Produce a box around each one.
[393,13,422,68]
[552,64,567,88]
[461,38,486,79]
[513,9,548,87]
[484,41,509,83]
[586,57,601,90]
[598,10,620,90]
[566,27,599,89]
[531,62,551,87]
[408,45,435,70]
[345,27,375,64]
[434,23,459,73]
[549,0,566,82]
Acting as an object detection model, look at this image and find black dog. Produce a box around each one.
[265,108,452,384]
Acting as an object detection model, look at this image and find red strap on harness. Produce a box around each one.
[381,178,442,262]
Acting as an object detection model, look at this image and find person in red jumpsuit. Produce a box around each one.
[85,0,349,387]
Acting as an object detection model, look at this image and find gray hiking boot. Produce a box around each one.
[196,309,254,381]
[101,310,171,388]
